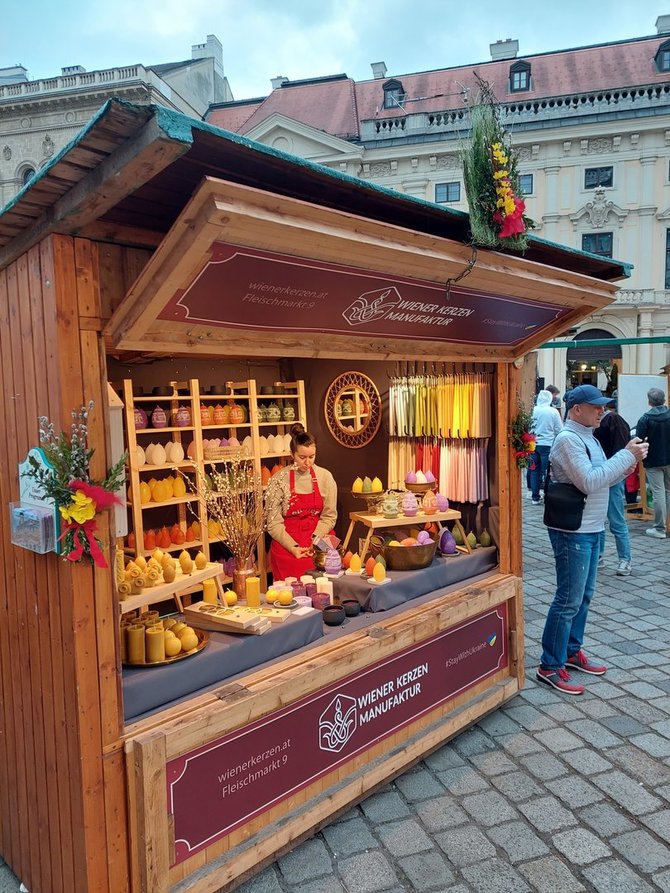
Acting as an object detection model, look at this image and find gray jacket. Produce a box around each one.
[547,420,635,533]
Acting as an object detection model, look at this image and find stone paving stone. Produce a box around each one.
[460,857,530,892]
[585,679,626,699]
[496,731,545,757]
[582,858,655,892]
[337,852,399,893]
[396,850,455,891]
[551,827,611,864]
[622,681,669,699]
[461,791,519,826]
[591,770,663,815]
[394,768,445,801]
[574,697,619,719]
[653,868,670,893]
[651,720,670,740]
[641,809,670,844]
[561,747,613,775]
[450,727,496,757]
[321,817,378,857]
[490,770,545,802]
[538,702,584,722]
[503,704,557,732]
[437,766,489,796]
[423,744,466,773]
[566,718,622,749]
[631,733,670,758]
[608,695,669,724]
[522,751,569,781]
[359,790,411,824]
[435,825,496,867]
[414,795,469,832]
[237,868,283,893]
[518,795,578,832]
[468,750,518,776]
[534,727,584,752]
[608,654,646,670]
[476,710,521,736]
[579,800,642,837]
[277,838,333,884]
[607,745,670,786]
[601,714,649,737]
[376,819,433,857]
[610,829,670,871]
[545,775,604,808]
[486,820,549,862]
[297,879,346,893]
[517,855,585,892]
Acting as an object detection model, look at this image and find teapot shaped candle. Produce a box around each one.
[382,492,400,519]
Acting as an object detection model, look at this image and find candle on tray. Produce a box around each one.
[202,578,218,604]
[126,624,145,664]
[245,576,261,609]
[145,626,166,663]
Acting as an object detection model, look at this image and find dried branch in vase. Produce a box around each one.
[178,453,266,559]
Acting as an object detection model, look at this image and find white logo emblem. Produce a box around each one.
[342,287,401,326]
[318,694,358,752]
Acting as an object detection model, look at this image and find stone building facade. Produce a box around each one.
[207,19,670,389]
[0,34,232,207]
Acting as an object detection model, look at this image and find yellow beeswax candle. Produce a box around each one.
[202,578,218,604]
[126,624,145,664]
[349,553,362,573]
[245,576,261,608]
[145,626,166,663]
[373,562,386,583]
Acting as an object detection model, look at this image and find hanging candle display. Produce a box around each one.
[402,491,418,517]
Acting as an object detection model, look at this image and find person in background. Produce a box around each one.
[265,423,338,578]
[529,389,563,505]
[537,385,648,695]
[636,387,670,539]
[594,399,633,575]
[547,384,562,410]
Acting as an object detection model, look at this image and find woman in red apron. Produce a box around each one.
[266,424,338,580]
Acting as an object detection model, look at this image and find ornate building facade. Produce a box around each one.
[207,19,670,389]
[0,35,232,207]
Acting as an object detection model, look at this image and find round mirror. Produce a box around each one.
[324,372,382,448]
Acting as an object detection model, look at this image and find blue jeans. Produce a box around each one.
[599,480,631,562]
[530,445,551,500]
[540,529,600,669]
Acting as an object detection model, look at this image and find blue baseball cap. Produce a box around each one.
[565,385,611,409]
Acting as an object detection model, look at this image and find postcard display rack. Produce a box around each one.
[122,378,306,590]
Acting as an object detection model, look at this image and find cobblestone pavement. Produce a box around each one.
[1,503,669,892]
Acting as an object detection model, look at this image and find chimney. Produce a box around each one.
[191,34,224,76]
[271,75,289,89]
[62,65,86,75]
[371,61,387,79]
[656,15,670,34]
[490,39,519,61]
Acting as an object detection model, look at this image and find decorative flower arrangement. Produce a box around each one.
[461,79,534,251]
[510,404,537,469]
[24,403,126,567]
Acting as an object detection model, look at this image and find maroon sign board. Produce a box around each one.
[167,603,509,864]
[158,243,569,347]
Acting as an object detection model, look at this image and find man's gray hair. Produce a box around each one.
[648,387,666,407]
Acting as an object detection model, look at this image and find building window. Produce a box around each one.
[584,166,613,189]
[518,173,534,195]
[383,79,405,110]
[656,40,670,72]
[665,230,670,288]
[509,61,531,93]
[582,232,613,258]
[21,166,36,185]
[435,181,460,203]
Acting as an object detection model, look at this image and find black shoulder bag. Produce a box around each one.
[543,440,591,531]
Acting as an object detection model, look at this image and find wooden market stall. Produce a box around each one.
[0,99,627,893]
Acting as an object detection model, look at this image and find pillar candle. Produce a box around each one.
[245,575,261,608]
[125,624,146,664]
[145,626,166,663]
[315,576,328,591]
[284,576,297,585]
[202,578,218,604]
[300,574,313,584]
[316,578,334,603]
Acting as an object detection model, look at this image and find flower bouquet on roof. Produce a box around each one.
[461,78,534,251]
[24,402,126,568]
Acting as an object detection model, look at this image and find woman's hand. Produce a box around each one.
[292,545,312,560]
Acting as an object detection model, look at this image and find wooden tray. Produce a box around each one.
[123,629,208,667]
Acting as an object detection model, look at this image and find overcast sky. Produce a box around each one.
[3,1,670,100]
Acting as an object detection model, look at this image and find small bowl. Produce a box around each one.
[322,605,346,626]
[341,599,361,617]
[405,481,433,494]
[383,539,437,571]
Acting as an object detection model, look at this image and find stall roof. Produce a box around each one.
[0,98,630,283]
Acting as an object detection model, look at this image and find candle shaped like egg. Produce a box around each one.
[422,490,438,514]
[349,553,362,573]
[402,490,419,517]
[372,561,386,583]
[324,548,342,576]
[436,492,449,512]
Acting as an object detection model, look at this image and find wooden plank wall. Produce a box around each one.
[0,235,131,893]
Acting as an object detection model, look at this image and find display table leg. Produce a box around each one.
[452,518,472,554]
[215,576,226,606]
[342,520,356,552]
[360,529,374,560]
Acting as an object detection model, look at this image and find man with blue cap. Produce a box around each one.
[537,385,648,694]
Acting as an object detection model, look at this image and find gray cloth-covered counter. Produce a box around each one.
[333,547,498,611]
[123,608,323,722]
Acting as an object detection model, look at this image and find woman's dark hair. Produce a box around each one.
[290,423,316,453]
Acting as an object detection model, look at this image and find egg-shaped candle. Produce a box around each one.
[422,490,438,514]
[362,476,372,493]
[405,470,417,484]
[402,491,419,517]
[416,530,433,545]
[415,470,427,484]
[352,476,363,493]
[425,470,436,484]
[371,476,383,493]
[349,553,362,573]
[324,548,342,575]
[436,493,449,512]
[439,528,457,554]
[372,562,386,583]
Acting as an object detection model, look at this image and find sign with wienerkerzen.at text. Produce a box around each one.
[158,243,569,347]
[167,604,508,864]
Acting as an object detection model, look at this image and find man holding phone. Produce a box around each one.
[635,387,670,539]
